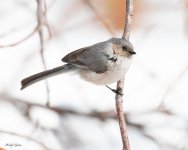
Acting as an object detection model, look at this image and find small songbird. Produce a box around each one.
[21,38,136,94]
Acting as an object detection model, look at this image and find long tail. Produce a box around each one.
[21,64,75,90]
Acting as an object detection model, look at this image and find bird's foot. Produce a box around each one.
[105,85,123,95]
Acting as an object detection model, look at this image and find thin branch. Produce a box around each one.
[82,0,115,35]
[115,78,130,150]
[36,0,51,107]
[0,26,39,48]
[158,65,188,108]
[186,0,188,35]
[0,93,117,120]
[43,0,52,38]
[116,0,133,150]
[0,130,51,150]
[0,92,175,149]
[0,93,175,121]
[0,1,52,49]
[122,0,133,40]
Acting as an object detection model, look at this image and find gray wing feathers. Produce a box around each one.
[62,41,112,73]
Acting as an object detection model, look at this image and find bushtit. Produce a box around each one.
[21,38,136,93]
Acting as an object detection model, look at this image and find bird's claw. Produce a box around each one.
[106,86,123,95]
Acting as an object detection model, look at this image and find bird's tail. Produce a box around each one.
[21,64,75,90]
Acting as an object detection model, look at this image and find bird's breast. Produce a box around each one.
[79,56,132,85]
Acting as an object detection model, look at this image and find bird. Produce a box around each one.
[20,38,136,94]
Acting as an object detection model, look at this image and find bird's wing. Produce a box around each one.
[61,47,89,68]
[61,46,109,73]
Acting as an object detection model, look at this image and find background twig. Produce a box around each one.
[122,0,133,40]
[36,0,51,107]
[0,26,39,48]
[115,0,133,150]
[82,0,115,35]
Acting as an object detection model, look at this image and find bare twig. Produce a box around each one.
[0,26,39,48]
[122,0,133,40]
[158,65,188,108]
[0,0,52,49]
[1,91,180,150]
[184,0,188,35]
[36,0,51,106]
[116,78,131,150]
[1,92,176,149]
[0,93,175,121]
[0,93,117,120]
[43,0,52,38]
[82,0,115,35]
[116,0,133,150]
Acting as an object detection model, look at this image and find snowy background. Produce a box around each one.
[0,0,188,150]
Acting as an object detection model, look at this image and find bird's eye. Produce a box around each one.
[122,46,127,50]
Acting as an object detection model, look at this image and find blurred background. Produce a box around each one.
[0,0,188,150]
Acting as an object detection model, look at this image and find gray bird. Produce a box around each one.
[21,38,136,93]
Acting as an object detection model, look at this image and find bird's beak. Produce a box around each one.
[129,51,136,55]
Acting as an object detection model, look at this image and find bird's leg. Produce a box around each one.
[105,85,123,95]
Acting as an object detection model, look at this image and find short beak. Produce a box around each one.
[130,51,136,55]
